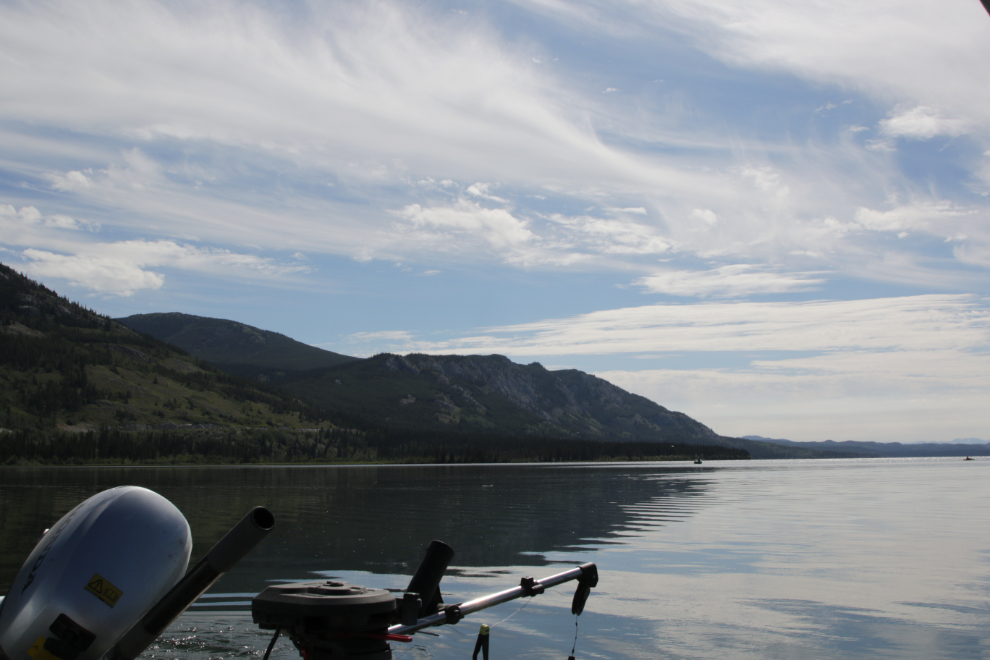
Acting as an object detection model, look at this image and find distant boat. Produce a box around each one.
[964,456,975,461]
[694,457,703,464]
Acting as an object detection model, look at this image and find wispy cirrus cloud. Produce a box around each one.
[597,348,990,441]
[383,294,990,441]
[0,204,98,232]
[0,0,625,186]
[399,294,990,356]
[855,201,979,236]
[546,213,672,256]
[3,0,988,294]
[541,0,990,128]
[636,265,825,298]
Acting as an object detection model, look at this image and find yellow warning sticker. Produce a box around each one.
[27,637,61,660]
[85,573,123,608]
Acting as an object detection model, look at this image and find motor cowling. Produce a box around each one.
[0,487,192,660]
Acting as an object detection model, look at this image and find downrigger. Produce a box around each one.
[0,487,598,660]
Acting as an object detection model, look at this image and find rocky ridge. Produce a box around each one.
[285,352,718,443]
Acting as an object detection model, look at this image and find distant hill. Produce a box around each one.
[742,436,990,458]
[0,264,336,434]
[114,311,859,459]
[119,313,738,447]
[275,354,857,459]
[116,312,359,382]
[279,352,719,443]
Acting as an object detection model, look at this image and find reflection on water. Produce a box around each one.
[0,464,715,595]
[2,459,988,660]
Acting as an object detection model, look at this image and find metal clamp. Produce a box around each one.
[519,577,545,597]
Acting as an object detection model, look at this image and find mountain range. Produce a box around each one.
[116,312,990,459]
[117,313,724,444]
[4,261,983,461]
[742,436,990,458]
[113,313,860,459]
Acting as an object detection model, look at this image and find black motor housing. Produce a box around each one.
[252,581,397,660]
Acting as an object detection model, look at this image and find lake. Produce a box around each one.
[1,458,988,659]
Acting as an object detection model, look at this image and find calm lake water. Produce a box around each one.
[1,459,988,659]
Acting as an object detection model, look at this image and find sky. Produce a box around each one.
[2,0,990,443]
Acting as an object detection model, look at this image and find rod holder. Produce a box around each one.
[405,540,454,616]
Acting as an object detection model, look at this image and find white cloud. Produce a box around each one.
[2,0,856,276]
[395,199,535,252]
[466,182,508,203]
[855,201,977,235]
[737,166,789,198]
[50,170,93,191]
[0,204,95,232]
[343,330,418,356]
[692,209,718,226]
[879,106,968,141]
[2,0,986,290]
[954,242,990,268]
[402,295,990,356]
[357,295,990,442]
[1,2,989,303]
[651,0,990,131]
[636,265,824,298]
[0,0,641,189]
[45,215,84,230]
[597,350,990,442]
[546,213,671,255]
[21,249,166,295]
[347,330,415,342]
[16,236,307,296]
[1,204,42,226]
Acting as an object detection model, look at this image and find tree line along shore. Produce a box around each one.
[0,426,750,466]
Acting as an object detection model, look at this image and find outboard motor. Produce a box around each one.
[0,487,275,660]
[0,487,192,660]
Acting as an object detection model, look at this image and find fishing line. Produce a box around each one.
[568,614,580,660]
[487,597,532,628]
[470,599,531,660]
[445,625,472,637]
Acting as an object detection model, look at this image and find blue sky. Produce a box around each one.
[2,0,989,443]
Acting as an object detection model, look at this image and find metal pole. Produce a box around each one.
[108,507,276,660]
[389,565,592,636]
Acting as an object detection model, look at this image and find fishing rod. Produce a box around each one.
[0,488,598,660]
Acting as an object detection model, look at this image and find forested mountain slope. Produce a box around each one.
[280,352,720,444]
[0,264,333,433]
[117,312,358,382]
